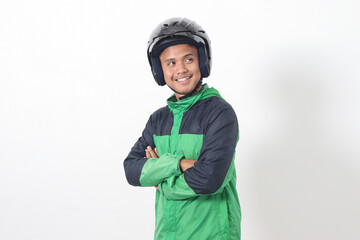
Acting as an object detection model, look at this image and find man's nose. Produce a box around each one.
[176,62,188,74]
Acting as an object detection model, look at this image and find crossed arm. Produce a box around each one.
[144,145,196,189]
[124,106,238,199]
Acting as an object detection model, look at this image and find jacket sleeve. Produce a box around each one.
[158,106,239,200]
[123,114,184,187]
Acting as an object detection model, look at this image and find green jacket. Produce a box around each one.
[124,84,241,239]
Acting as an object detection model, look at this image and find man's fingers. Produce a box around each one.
[146,146,159,158]
[148,146,157,158]
[155,148,159,156]
[145,149,151,158]
[180,159,197,172]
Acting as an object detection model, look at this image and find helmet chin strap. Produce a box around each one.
[168,79,203,101]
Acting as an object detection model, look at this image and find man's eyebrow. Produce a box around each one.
[164,57,175,63]
[164,53,195,62]
[183,53,195,59]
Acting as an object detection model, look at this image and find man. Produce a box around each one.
[124,17,241,240]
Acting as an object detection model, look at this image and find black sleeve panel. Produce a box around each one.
[123,114,156,186]
[184,102,239,194]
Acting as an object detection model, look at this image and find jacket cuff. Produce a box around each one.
[162,153,183,176]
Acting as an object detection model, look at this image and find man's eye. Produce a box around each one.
[185,58,193,63]
[167,62,175,66]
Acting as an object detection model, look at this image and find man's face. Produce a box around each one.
[159,44,202,100]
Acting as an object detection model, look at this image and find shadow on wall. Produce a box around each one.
[248,51,360,240]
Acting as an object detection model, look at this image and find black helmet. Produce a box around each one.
[147,17,212,86]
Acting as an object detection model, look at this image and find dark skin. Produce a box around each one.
[145,146,196,190]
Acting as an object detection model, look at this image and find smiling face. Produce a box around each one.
[159,44,202,100]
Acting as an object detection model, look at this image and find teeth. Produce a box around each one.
[177,77,190,82]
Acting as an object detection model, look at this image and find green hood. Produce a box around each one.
[166,84,222,112]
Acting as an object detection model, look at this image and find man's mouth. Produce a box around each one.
[176,76,191,82]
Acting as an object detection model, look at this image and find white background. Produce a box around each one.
[1,0,359,239]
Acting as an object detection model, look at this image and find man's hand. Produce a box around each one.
[145,146,159,158]
[180,159,197,173]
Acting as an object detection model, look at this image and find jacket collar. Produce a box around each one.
[166,84,222,112]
